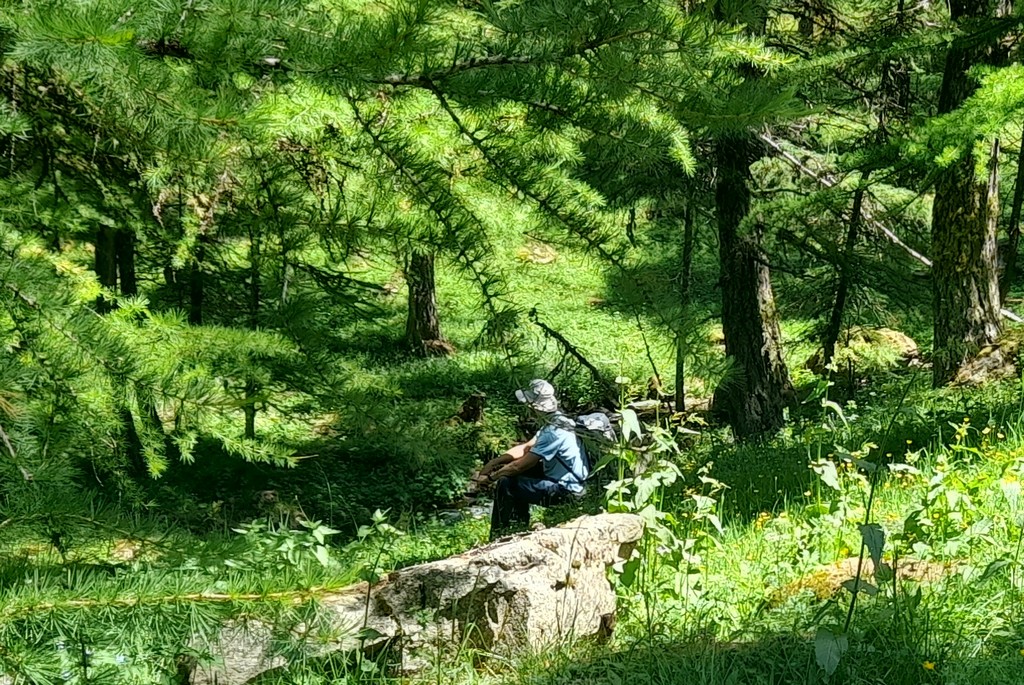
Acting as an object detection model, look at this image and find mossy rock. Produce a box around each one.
[805,327,919,376]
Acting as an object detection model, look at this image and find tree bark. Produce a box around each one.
[244,231,262,439]
[675,201,696,412]
[243,379,257,440]
[405,250,449,355]
[822,179,867,371]
[711,137,793,440]
[115,229,137,296]
[94,225,117,312]
[931,0,1004,386]
[189,237,206,325]
[1001,124,1024,299]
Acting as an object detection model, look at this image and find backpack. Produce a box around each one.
[571,411,619,479]
[574,412,615,454]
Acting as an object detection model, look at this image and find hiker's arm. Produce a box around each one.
[478,437,538,476]
[491,452,541,480]
[477,452,514,477]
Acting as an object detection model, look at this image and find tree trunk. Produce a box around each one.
[94,225,117,312]
[243,379,257,440]
[405,250,449,355]
[822,179,868,371]
[115,229,137,296]
[244,232,262,439]
[931,0,1003,386]
[711,136,793,440]
[932,142,1002,384]
[1001,124,1024,299]
[675,201,696,412]
[189,237,205,325]
[798,0,815,37]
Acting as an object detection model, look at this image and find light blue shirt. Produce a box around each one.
[531,415,588,494]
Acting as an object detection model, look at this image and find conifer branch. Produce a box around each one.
[760,132,1023,323]
[426,84,623,265]
[0,584,358,622]
[377,29,649,87]
[345,92,516,343]
[426,84,681,338]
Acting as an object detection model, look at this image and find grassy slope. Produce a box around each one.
[11,221,1024,684]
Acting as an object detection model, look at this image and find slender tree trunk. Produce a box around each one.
[675,201,696,412]
[712,136,793,440]
[931,0,1004,385]
[94,226,117,312]
[244,232,262,440]
[115,230,137,296]
[243,379,257,440]
[798,0,815,37]
[1001,124,1024,299]
[189,237,205,325]
[822,179,868,371]
[405,250,449,355]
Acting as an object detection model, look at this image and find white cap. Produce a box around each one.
[514,379,558,413]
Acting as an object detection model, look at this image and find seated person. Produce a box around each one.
[474,379,589,540]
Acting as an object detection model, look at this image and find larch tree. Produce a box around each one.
[705,2,795,440]
[930,0,1007,385]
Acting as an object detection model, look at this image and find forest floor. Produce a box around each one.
[8,237,1024,684]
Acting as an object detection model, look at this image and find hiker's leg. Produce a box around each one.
[490,476,573,540]
[511,477,571,509]
[489,478,513,539]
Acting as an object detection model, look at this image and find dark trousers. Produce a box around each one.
[489,473,574,540]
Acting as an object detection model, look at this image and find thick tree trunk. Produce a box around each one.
[932,143,1002,384]
[94,225,118,312]
[675,202,696,412]
[115,229,137,296]
[711,137,793,440]
[1001,125,1024,299]
[931,0,1003,386]
[405,250,449,355]
[822,180,867,371]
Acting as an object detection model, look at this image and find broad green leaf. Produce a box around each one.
[822,399,848,426]
[815,627,848,676]
[812,460,840,490]
[978,558,1011,583]
[357,627,387,642]
[841,579,878,596]
[859,523,885,569]
[621,409,641,442]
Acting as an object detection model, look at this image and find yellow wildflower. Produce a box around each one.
[923,661,935,671]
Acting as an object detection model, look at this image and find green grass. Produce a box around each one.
[215,396,1024,685]
[9,223,1024,684]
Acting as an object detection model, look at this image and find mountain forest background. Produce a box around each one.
[6,0,1024,683]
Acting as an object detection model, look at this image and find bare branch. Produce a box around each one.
[759,131,1022,323]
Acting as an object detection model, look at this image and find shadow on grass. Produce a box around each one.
[506,633,1024,685]
[599,239,720,329]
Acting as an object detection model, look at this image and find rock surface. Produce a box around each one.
[190,513,643,685]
